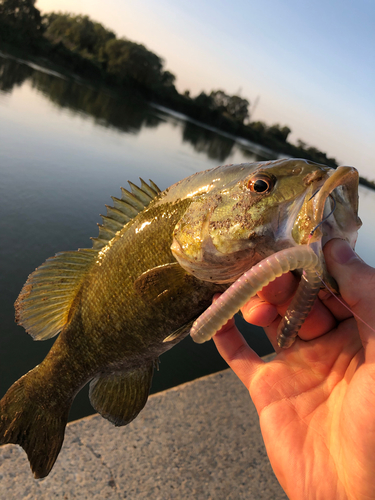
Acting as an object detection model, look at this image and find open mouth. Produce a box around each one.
[310,166,361,248]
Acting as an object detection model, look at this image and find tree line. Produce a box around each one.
[0,0,339,168]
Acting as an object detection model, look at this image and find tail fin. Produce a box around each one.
[0,369,71,478]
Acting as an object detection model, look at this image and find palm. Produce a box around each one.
[213,241,375,500]
[249,321,375,500]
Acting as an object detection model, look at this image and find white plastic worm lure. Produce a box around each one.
[190,245,323,348]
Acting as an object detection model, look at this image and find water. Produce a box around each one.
[0,53,374,421]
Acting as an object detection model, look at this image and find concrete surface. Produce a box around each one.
[0,362,287,499]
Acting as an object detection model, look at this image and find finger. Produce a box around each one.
[240,279,336,351]
[243,289,337,349]
[324,239,375,356]
[240,296,283,352]
[257,271,298,305]
[276,296,338,342]
[213,320,264,388]
[240,273,299,352]
[319,292,354,321]
[261,300,337,352]
[241,296,279,327]
[263,315,283,352]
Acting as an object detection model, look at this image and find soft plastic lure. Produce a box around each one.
[190,245,322,348]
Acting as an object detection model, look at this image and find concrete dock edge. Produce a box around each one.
[0,356,287,499]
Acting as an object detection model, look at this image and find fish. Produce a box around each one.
[0,158,361,478]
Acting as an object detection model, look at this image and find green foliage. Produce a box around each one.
[0,0,43,43]
[104,38,163,88]
[41,13,177,92]
[267,123,291,143]
[43,13,115,60]
[160,70,175,87]
[210,90,250,123]
[250,121,267,134]
[194,91,215,110]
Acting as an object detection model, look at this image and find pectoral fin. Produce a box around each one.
[163,322,192,343]
[89,363,154,426]
[134,262,188,302]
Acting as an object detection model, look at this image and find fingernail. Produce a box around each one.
[330,239,357,264]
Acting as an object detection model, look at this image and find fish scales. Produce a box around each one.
[80,198,222,354]
[0,159,361,478]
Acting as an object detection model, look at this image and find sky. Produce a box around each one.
[37,0,375,179]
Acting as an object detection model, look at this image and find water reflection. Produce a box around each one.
[0,53,269,164]
[0,54,162,133]
[182,121,236,162]
[0,55,34,92]
[30,71,162,134]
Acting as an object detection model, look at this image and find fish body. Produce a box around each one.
[0,158,361,478]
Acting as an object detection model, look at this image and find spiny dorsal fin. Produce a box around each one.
[15,178,161,338]
[15,249,98,340]
[140,178,159,198]
[91,178,161,250]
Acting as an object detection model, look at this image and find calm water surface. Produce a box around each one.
[1,53,374,421]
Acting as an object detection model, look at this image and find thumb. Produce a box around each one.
[324,238,375,344]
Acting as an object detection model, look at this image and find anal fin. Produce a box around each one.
[89,363,154,426]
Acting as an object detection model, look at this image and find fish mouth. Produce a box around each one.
[304,166,361,292]
[311,166,361,247]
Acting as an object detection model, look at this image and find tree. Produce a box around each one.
[267,123,291,142]
[0,0,43,42]
[194,91,216,110]
[160,70,175,87]
[210,90,250,123]
[43,13,115,60]
[103,38,166,89]
[43,13,176,91]
[250,121,267,135]
[226,94,250,123]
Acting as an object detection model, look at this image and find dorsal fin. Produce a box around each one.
[15,178,161,339]
[15,249,97,340]
[91,178,161,250]
[140,178,159,198]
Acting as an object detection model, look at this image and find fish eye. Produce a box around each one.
[247,175,273,194]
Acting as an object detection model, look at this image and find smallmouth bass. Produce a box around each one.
[0,158,361,478]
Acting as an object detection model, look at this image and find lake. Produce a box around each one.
[1,52,374,421]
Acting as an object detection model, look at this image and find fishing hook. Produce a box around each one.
[308,187,321,201]
[310,194,337,236]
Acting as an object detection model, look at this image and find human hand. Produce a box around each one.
[213,239,375,500]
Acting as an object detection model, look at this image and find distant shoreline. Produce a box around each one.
[150,102,280,159]
[1,4,373,186]
[0,44,373,192]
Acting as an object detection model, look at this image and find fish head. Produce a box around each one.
[171,159,361,285]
